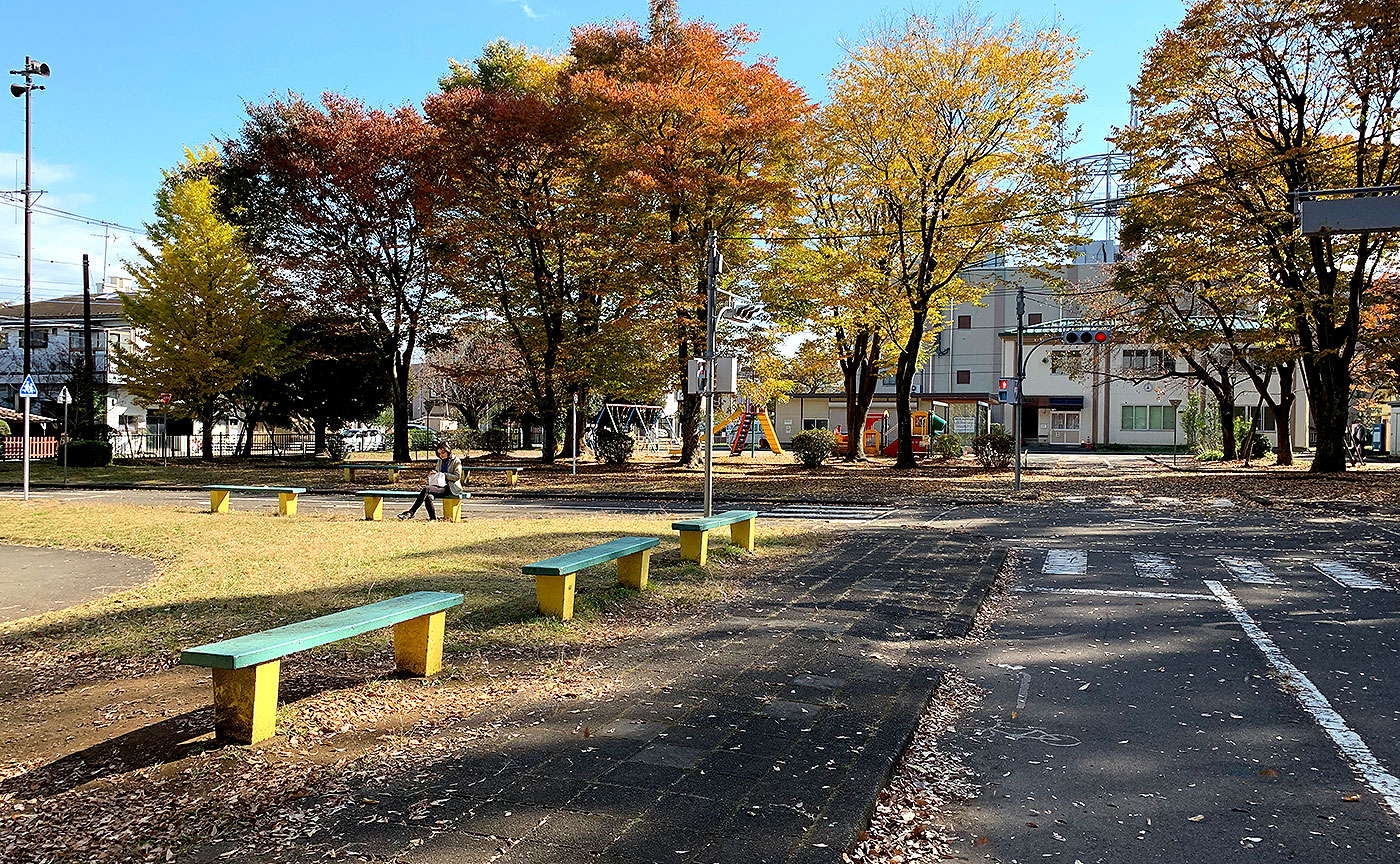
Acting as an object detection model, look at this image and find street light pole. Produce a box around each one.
[703,230,718,518]
[1013,285,1025,492]
[1170,397,1182,467]
[10,57,50,392]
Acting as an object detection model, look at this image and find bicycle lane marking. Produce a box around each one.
[1206,579,1400,820]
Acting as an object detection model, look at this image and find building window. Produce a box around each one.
[26,330,47,349]
[1028,313,1042,325]
[956,315,972,329]
[1049,350,1079,375]
[1233,405,1276,432]
[803,418,829,430]
[1122,348,1172,372]
[956,369,971,385]
[1121,405,1176,431]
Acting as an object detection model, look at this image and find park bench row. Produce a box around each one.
[179,509,758,744]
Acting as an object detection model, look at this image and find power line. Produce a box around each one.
[0,193,145,235]
[728,130,1391,243]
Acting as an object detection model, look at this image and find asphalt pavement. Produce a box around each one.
[924,497,1400,862]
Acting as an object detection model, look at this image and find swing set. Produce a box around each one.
[591,402,678,452]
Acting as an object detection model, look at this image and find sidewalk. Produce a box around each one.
[0,544,154,623]
[198,530,1001,863]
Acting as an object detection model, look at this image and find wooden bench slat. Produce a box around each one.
[204,485,306,494]
[524,537,660,576]
[180,591,463,670]
[671,509,758,532]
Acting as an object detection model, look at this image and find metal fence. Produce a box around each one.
[110,432,318,459]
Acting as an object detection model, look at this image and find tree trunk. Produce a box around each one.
[313,416,326,456]
[1216,387,1237,461]
[678,391,702,467]
[1304,351,1349,473]
[201,406,215,461]
[893,309,928,469]
[839,331,881,462]
[392,353,411,462]
[1272,363,1295,467]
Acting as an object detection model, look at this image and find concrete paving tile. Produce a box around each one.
[527,810,633,851]
[608,823,705,863]
[492,839,577,863]
[694,748,778,779]
[413,831,506,864]
[654,723,735,750]
[597,760,688,790]
[497,773,592,807]
[628,742,708,769]
[567,782,665,816]
[461,801,552,840]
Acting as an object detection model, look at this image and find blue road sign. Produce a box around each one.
[18,375,37,399]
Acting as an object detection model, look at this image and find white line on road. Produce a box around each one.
[1132,552,1176,581]
[1205,580,1400,820]
[1313,560,1393,591]
[1014,672,1031,719]
[1013,586,1213,601]
[1217,556,1281,585]
[1041,549,1087,576]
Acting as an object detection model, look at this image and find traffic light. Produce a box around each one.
[1063,328,1112,345]
[997,378,1018,404]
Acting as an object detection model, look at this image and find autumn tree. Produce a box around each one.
[120,147,292,460]
[766,119,910,461]
[426,41,669,462]
[217,95,453,462]
[825,12,1084,467]
[569,3,810,465]
[1117,0,1400,472]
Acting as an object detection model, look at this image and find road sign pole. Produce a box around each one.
[62,400,68,486]
[21,394,30,501]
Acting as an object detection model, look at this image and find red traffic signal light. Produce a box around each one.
[1063,328,1112,344]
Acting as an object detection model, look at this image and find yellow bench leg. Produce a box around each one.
[210,489,230,513]
[679,529,709,566]
[442,498,461,523]
[364,496,383,521]
[394,610,446,676]
[278,492,298,517]
[506,470,518,488]
[535,573,576,620]
[617,548,653,591]
[731,517,756,552]
[212,660,280,744]
[387,468,399,483]
[343,467,353,482]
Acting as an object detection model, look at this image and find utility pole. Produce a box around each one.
[1013,284,1025,492]
[82,254,94,434]
[9,57,49,391]
[703,229,718,518]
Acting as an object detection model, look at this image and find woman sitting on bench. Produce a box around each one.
[399,442,462,521]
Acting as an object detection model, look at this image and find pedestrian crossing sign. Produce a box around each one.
[18,375,37,399]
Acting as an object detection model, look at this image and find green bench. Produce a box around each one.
[462,465,525,488]
[180,591,463,743]
[204,485,307,517]
[523,537,660,620]
[671,509,758,566]
[339,462,408,483]
[359,489,467,522]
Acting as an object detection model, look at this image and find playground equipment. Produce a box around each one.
[879,409,948,456]
[593,402,678,452]
[726,405,783,456]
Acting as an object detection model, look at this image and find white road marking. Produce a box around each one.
[1065,496,1087,504]
[1013,586,1213,601]
[1206,580,1400,820]
[1109,496,1136,507]
[764,504,892,522]
[1041,549,1088,576]
[1132,552,1176,581]
[1151,496,1183,505]
[1313,560,1393,591]
[1210,498,1236,508]
[1218,556,1281,585]
[1014,672,1031,719]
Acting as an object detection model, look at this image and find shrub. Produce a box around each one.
[408,429,437,454]
[970,430,1015,470]
[326,434,352,462]
[930,433,964,460]
[1195,449,1224,462]
[0,419,9,436]
[1234,417,1270,459]
[595,427,636,464]
[482,428,509,455]
[449,428,483,454]
[790,428,837,468]
[56,439,112,467]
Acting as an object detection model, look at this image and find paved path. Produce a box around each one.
[0,544,154,623]
[197,530,1000,864]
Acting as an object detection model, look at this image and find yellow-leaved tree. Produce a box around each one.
[824,12,1084,466]
[120,147,291,460]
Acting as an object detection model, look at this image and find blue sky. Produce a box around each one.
[1,0,1187,305]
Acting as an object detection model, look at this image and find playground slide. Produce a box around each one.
[878,414,948,457]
